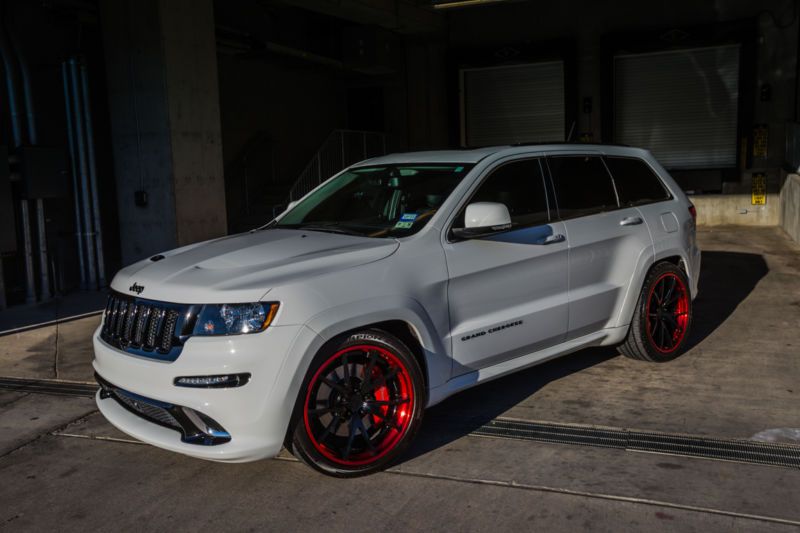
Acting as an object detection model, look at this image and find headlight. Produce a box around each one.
[193,302,279,336]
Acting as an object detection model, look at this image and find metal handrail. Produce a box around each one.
[288,129,386,201]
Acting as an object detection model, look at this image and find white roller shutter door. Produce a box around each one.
[462,61,565,147]
[614,44,740,169]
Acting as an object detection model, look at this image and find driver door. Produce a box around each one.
[442,158,569,375]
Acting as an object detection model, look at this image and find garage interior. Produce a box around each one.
[0,0,800,529]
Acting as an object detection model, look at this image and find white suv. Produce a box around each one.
[93,144,700,476]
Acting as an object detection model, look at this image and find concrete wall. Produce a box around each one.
[780,174,800,243]
[692,194,780,226]
[101,0,178,264]
[161,0,227,247]
[101,0,226,265]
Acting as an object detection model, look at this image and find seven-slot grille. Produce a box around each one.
[101,293,189,359]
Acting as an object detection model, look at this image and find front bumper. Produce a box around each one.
[93,322,319,463]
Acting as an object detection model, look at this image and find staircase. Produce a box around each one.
[288,129,386,202]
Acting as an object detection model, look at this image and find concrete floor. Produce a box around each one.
[0,226,799,531]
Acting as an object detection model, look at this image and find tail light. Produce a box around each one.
[688,203,697,222]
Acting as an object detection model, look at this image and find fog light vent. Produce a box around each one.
[174,373,251,388]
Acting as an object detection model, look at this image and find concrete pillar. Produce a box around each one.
[100,0,226,266]
[405,39,449,151]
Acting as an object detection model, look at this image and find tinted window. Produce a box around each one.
[605,157,670,207]
[548,156,618,218]
[454,159,549,228]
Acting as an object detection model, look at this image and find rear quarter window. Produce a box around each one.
[605,157,671,207]
[547,155,618,218]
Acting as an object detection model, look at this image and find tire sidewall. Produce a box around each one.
[290,329,425,477]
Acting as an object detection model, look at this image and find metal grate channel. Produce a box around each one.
[0,377,97,398]
[473,418,800,470]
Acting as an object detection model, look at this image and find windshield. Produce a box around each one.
[276,164,473,238]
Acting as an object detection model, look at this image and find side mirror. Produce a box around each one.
[452,202,513,239]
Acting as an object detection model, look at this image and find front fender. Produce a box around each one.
[304,295,451,393]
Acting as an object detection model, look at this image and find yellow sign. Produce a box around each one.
[752,173,766,205]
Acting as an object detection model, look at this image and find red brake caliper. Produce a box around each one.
[370,365,390,425]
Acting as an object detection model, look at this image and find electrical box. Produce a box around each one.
[0,146,16,253]
[20,146,68,199]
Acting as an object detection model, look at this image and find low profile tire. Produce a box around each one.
[290,329,425,477]
[619,262,693,362]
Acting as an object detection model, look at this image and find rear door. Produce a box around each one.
[444,157,569,374]
[546,154,654,339]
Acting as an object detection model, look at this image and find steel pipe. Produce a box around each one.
[35,198,50,298]
[79,60,106,286]
[0,17,35,303]
[19,199,36,303]
[68,58,97,289]
[62,61,88,290]
[9,24,50,299]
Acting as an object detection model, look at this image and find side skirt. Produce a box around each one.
[426,326,629,407]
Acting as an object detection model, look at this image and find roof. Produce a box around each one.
[354,144,649,166]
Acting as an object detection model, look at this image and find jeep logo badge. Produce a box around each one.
[129,282,145,295]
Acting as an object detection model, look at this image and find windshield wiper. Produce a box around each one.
[291,224,365,236]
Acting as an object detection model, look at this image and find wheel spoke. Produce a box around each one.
[341,353,350,381]
[663,276,676,306]
[318,414,342,443]
[322,377,346,394]
[342,416,358,459]
[362,351,377,388]
[354,416,376,453]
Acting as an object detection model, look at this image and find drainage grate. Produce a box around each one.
[473,418,800,470]
[0,377,97,398]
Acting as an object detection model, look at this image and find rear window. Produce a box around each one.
[605,157,671,207]
[548,155,618,218]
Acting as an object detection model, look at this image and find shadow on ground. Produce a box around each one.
[402,250,768,463]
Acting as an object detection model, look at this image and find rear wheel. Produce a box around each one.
[620,262,692,362]
[290,329,424,477]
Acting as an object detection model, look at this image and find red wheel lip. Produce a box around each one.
[645,272,690,354]
[302,344,414,467]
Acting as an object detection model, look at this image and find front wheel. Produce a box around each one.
[619,262,693,362]
[290,329,425,477]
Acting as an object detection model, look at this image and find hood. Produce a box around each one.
[110,229,399,304]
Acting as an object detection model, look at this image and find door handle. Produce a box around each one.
[541,233,566,245]
[620,216,643,226]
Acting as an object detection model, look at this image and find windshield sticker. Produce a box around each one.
[394,213,417,229]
